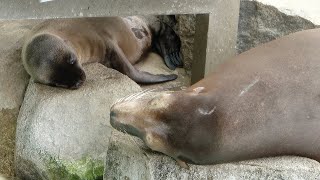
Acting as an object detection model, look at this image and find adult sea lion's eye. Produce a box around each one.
[149,99,157,106]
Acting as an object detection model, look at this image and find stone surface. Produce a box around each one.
[105,131,320,180]
[0,20,40,176]
[0,109,18,177]
[237,0,316,53]
[15,63,141,180]
[176,15,196,73]
[0,0,226,20]
[191,1,240,84]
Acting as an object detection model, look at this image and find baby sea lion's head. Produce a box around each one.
[22,33,86,89]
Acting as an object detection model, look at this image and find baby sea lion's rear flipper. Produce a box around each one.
[106,43,178,84]
[132,70,178,84]
[164,51,183,70]
[153,23,184,70]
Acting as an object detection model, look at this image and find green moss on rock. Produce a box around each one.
[47,156,104,180]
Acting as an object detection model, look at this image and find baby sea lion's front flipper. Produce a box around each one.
[106,42,177,84]
[154,23,184,70]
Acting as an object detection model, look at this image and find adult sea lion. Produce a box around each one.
[110,28,320,168]
[22,16,183,89]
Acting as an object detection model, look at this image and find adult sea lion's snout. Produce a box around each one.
[109,107,121,131]
[110,102,146,138]
[109,90,206,169]
[110,90,175,137]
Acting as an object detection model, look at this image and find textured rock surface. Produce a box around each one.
[15,63,141,180]
[0,20,40,176]
[176,15,196,73]
[105,131,320,180]
[237,0,316,53]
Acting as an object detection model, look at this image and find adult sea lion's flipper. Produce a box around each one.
[176,159,189,169]
[106,43,178,84]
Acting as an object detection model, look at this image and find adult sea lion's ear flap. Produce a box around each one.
[192,87,205,95]
[106,42,178,84]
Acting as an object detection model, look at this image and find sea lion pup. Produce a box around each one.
[110,28,320,168]
[22,16,183,89]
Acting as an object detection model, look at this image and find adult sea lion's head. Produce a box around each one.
[110,87,210,168]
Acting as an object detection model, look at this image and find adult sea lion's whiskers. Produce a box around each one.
[128,89,150,101]
[134,88,157,100]
[118,126,142,150]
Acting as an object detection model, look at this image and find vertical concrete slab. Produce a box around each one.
[191,0,241,84]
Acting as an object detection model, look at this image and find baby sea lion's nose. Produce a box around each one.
[70,79,84,89]
[75,80,84,88]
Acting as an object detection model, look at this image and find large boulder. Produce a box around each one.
[237,0,316,53]
[15,63,141,180]
[0,20,40,176]
[105,131,320,180]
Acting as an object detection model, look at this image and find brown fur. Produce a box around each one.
[22,16,181,89]
[111,28,320,167]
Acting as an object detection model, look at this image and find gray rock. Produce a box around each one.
[105,131,320,180]
[0,20,41,176]
[176,15,196,73]
[15,63,141,180]
[237,0,316,53]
